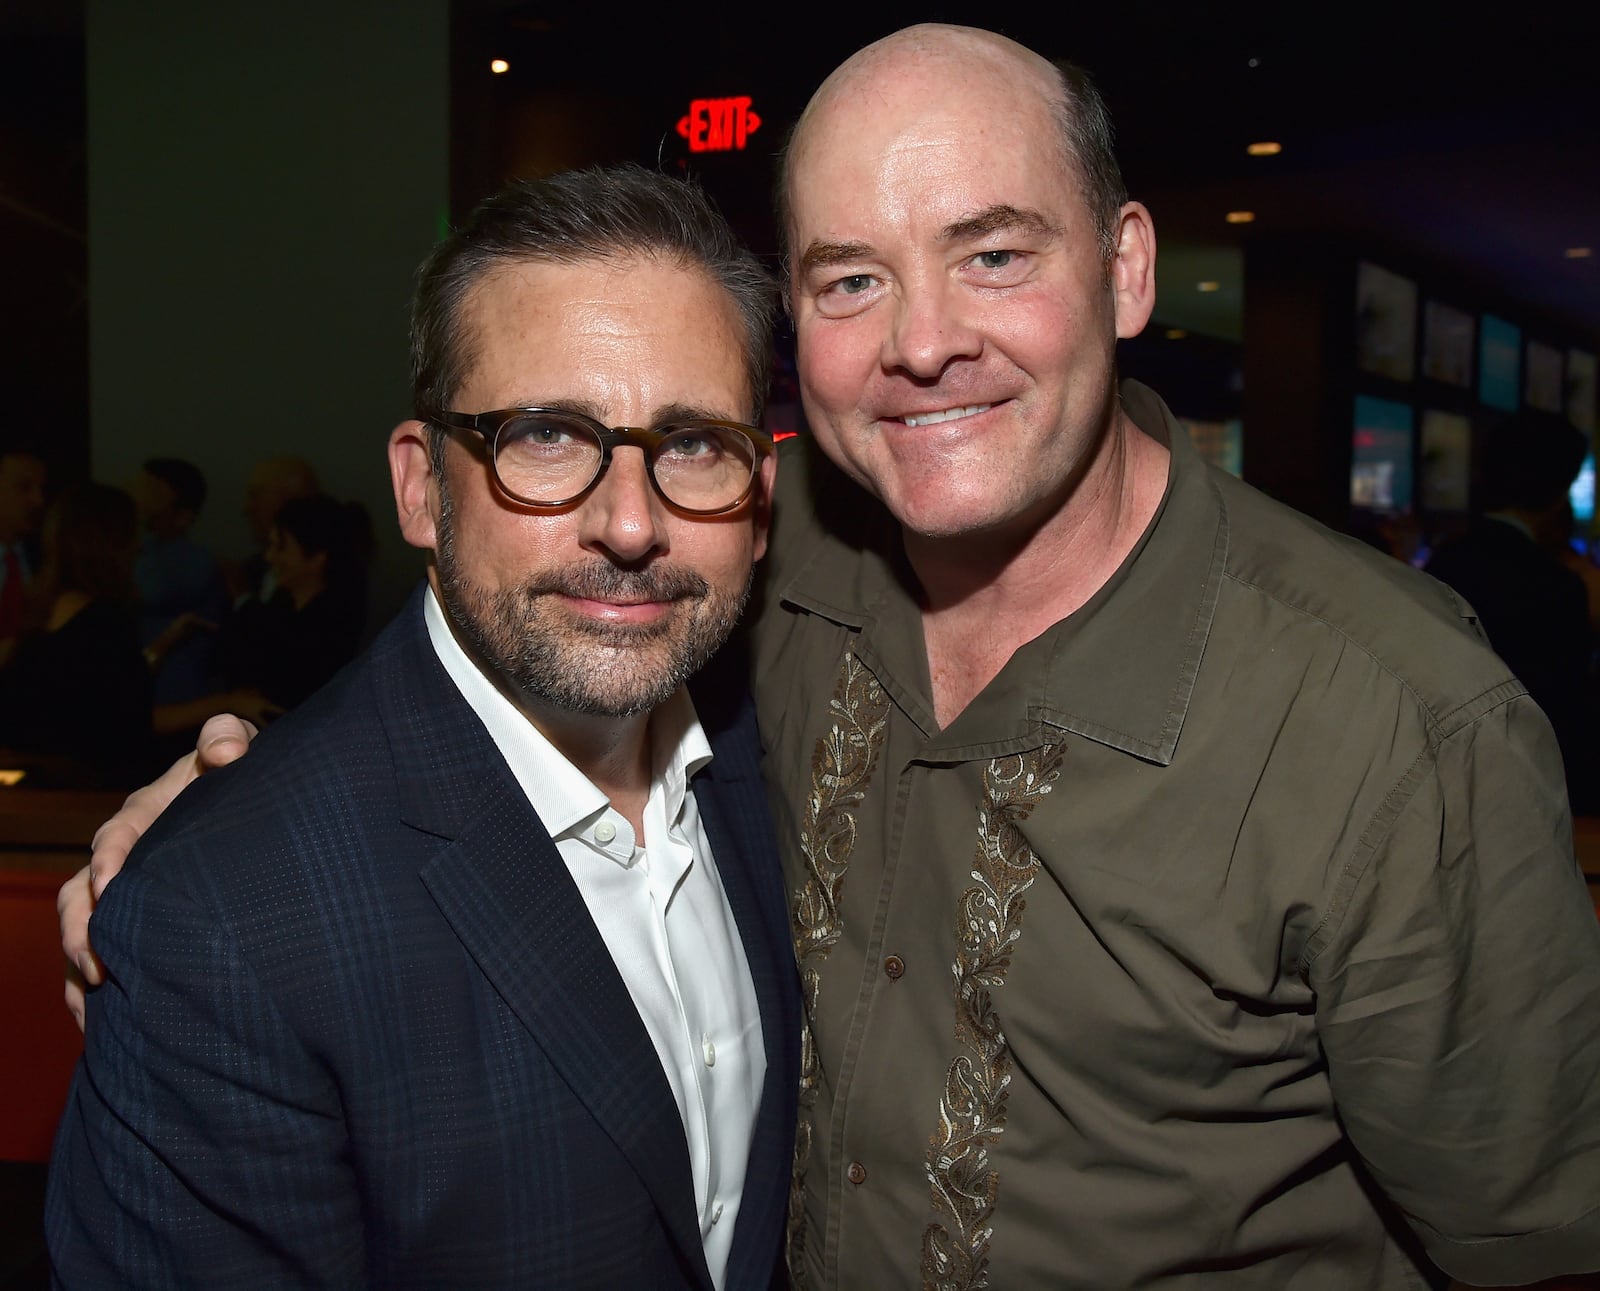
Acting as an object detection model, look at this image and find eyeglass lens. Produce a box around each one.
[494,413,758,510]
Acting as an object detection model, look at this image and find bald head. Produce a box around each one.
[780,24,1126,276]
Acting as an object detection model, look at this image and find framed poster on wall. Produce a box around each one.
[1421,301,1474,387]
[1352,395,1415,512]
[1356,262,1418,382]
[1568,349,1597,433]
[1419,409,1471,511]
[1526,340,1564,413]
[1478,315,1521,411]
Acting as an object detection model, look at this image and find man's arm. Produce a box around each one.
[60,714,256,1029]
[47,849,364,1286]
[1314,693,1600,1284]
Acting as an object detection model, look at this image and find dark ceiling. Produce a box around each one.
[4,2,1597,436]
[461,1,1599,348]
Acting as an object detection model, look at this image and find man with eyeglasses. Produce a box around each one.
[45,165,799,1291]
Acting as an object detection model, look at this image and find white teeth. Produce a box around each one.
[902,404,992,428]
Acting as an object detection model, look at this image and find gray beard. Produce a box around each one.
[433,479,750,718]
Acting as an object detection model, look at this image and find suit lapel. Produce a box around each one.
[374,592,714,1289]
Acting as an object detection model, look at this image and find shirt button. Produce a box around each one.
[702,1036,716,1067]
[883,954,905,980]
[846,1161,867,1186]
[593,820,617,844]
[710,1200,724,1225]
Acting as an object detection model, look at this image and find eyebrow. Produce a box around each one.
[797,205,1061,279]
[797,239,874,278]
[941,204,1060,243]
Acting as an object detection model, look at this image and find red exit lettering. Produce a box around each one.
[677,97,762,153]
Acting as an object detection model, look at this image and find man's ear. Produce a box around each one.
[750,451,777,563]
[389,420,439,552]
[1111,201,1157,341]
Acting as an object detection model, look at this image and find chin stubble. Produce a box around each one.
[433,479,749,717]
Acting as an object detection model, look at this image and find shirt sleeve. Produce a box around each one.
[45,863,365,1288]
[1312,690,1600,1285]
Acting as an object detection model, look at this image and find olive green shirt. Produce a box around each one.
[751,381,1600,1289]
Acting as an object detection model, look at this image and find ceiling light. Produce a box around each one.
[1225,210,1256,224]
[1165,328,1188,340]
[1246,141,1282,156]
[490,58,510,74]
[1197,281,1221,293]
[1566,246,1594,259]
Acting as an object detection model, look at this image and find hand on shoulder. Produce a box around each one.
[61,713,259,1031]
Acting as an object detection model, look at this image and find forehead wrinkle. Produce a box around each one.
[531,396,742,429]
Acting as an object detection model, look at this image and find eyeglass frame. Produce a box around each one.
[420,406,775,516]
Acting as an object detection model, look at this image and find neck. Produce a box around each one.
[525,702,654,836]
[909,411,1169,727]
[429,579,658,836]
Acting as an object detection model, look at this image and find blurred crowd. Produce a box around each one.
[1353,410,1600,816]
[0,436,372,789]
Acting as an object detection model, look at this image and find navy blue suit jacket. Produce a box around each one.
[46,587,799,1290]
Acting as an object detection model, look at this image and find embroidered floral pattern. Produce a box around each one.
[786,651,890,1287]
[922,746,1063,1291]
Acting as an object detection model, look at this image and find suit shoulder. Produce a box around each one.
[127,642,395,882]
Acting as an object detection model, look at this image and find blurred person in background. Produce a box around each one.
[0,481,152,787]
[1426,412,1596,812]
[227,453,321,605]
[148,492,372,737]
[224,491,371,710]
[131,456,228,704]
[0,432,49,647]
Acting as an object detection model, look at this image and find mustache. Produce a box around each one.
[519,562,709,603]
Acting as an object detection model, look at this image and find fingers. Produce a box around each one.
[87,743,207,897]
[69,712,263,1032]
[58,863,101,979]
[88,817,140,900]
[64,961,89,1034]
[197,713,258,770]
[59,863,103,1034]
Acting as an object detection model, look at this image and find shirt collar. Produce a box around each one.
[774,380,1226,765]
[422,585,713,838]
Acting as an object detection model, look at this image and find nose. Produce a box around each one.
[576,446,670,564]
[883,275,982,379]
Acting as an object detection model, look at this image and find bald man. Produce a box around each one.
[755,24,1600,1290]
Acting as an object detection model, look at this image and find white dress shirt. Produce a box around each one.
[423,588,764,1288]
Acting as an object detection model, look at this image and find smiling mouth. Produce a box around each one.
[899,404,993,428]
